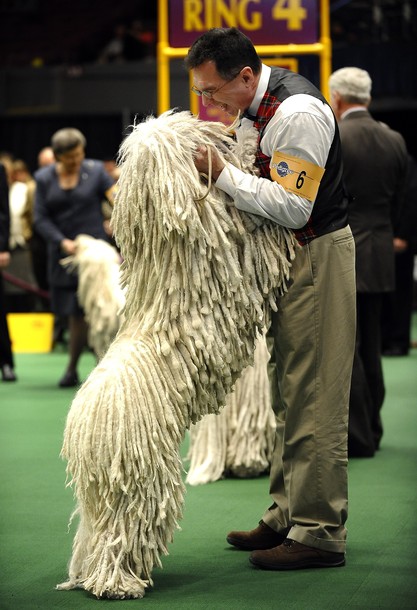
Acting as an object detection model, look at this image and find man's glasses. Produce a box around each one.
[191,70,242,100]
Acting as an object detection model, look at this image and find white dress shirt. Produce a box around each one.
[216,64,336,228]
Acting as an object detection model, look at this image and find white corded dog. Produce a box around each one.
[186,332,275,484]
[61,234,124,360]
[62,234,274,484]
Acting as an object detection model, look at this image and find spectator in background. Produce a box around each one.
[97,19,155,64]
[4,158,37,312]
[97,22,127,64]
[22,146,55,312]
[0,161,16,382]
[102,158,120,243]
[123,19,153,60]
[382,154,417,356]
[329,67,408,457]
[34,128,116,387]
[11,159,31,184]
[38,147,55,168]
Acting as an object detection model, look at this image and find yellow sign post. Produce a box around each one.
[157,0,331,115]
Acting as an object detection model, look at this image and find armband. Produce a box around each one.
[270,151,325,201]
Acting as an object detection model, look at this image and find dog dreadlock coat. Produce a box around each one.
[61,234,124,360]
[62,235,275,485]
[57,110,296,599]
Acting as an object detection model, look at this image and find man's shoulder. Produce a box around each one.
[378,122,406,144]
[278,94,334,127]
[372,119,407,152]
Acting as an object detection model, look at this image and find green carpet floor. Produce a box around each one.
[1,318,416,610]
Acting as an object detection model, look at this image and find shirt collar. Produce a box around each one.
[246,64,271,117]
[340,106,368,120]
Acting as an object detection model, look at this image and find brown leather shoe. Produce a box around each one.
[250,539,345,570]
[226,521,287,551]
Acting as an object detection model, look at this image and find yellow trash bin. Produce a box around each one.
[7,313,54,353]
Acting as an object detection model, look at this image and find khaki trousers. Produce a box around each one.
[263,226,356,552]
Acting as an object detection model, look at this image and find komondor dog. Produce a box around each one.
[61,235,124,360]
[62,234,275,485]
[186,333,276,484]
[57,110,296,599]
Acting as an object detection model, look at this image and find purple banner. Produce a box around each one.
[169,0,319,48]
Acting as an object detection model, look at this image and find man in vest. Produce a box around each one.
[185,28,356,570]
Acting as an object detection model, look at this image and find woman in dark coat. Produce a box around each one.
[34,128,115,387]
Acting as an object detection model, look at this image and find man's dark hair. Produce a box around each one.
[185,28,261,80]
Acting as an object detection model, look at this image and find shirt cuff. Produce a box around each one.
[215,162,247,199]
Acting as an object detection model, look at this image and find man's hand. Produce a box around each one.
[0,251,10,269]
[194,145,226,181]
[61,238,77,255]
[393,237,408,253]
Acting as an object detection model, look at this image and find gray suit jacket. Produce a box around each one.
[338,110,408,292]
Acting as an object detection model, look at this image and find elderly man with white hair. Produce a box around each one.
[329,67,409,457]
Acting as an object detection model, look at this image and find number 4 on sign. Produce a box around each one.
[272,0,307,30]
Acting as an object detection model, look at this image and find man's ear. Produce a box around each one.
[329,90,341,114]
[241,66,254,85]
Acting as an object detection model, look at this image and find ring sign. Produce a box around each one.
[169,0,319,47]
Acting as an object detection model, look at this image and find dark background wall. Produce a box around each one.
[1,0,416,170]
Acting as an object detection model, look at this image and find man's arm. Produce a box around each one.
[195,95,335,228]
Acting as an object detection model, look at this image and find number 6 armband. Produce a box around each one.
[270,151,325,201]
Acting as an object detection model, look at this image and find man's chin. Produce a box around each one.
[224,106,239,118]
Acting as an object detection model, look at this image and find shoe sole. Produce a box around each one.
[249,556,346,570]
[226,536,284,551]
[227,536,256,550]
